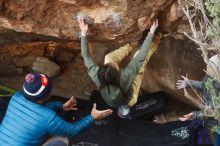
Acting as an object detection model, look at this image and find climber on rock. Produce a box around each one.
[176,55,220,146]
[78,16,159,118]
[0,73,112,146]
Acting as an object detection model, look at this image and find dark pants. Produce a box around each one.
[188,119,212,146]
[214,132,220,146]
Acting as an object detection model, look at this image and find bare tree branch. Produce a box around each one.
[178,0,220,120]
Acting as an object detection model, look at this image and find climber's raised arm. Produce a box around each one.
[79,16,100,86]
[126,19,158,75]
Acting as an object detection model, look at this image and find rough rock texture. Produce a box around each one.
[33,57,61,77]
[0,0,205,119]
[142,36,205,104]
[0,0,179,45]
[159,0,182,33]
[0,41,80,74]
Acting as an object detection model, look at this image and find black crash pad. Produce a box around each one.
[70,110,190,146]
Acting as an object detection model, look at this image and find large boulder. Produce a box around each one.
[0,0,206,111]
[33,57,61,77]
[0,0,180,46]
[142,36,205,105]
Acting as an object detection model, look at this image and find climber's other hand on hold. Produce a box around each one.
[78,16,88,37]
[150,19,159,34]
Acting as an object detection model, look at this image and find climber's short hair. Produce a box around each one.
[97,63,119,86]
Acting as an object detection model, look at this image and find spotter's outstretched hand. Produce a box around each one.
[91,103,113,120]
[179,112,193,121]
[63,96,78,111]
[176,76,189,90]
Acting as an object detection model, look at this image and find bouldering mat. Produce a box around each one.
[70,110,191,146]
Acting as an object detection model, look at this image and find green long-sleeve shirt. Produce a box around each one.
[81,33,154,107]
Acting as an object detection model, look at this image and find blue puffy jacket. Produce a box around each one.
[0,92,93,146]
